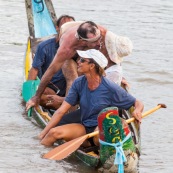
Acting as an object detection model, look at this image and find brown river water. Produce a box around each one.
[0,0,173,172]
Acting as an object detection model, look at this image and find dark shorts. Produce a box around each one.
[57,109,81,126]
[47,81,66,96]
[57,109,97,134]
[57,109,97,146]
[47,83,60,95]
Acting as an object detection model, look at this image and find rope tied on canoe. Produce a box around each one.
[34,0,44,13]
[99,133,131,173]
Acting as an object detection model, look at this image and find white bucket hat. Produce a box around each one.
[77,49,108,69]
[105,31,133,64]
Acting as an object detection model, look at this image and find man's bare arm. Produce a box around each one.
[26,33,77,111]
[35,62,63,97]
[26,48,77,111]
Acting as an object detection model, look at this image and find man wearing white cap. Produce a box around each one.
[39,49,143,146]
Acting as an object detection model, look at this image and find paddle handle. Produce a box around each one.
[87,131,99,138]
[87,104,166,139]
[126,103,166,124]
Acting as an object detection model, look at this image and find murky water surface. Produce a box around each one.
[0,0,173,172]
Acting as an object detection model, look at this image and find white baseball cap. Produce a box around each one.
[77,49,108,69]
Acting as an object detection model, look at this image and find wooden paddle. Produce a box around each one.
[43,104,166,160]
[22,79,40,102]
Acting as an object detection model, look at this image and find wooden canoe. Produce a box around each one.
[22,0,140,171]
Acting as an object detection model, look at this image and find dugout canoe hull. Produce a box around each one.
[22,0,140,171]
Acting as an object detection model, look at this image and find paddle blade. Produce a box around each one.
[22,79,40,102]
[43,135,88,160]
[27,107,32,117]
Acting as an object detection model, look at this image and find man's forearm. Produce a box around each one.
[35,72,52,97]
[35,65,56,97]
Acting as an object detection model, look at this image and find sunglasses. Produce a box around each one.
[79,57,91,63]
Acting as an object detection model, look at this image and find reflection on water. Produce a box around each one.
[0,0,172,172]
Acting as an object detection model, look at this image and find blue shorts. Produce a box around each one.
[57,109,97,134]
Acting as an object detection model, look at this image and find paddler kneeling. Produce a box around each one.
[38,49,144,146]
